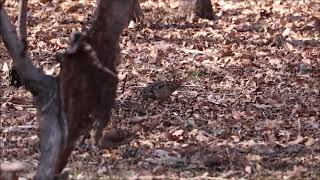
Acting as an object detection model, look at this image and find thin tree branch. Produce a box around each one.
[0,5,68,180]
[17,0,28,52]
[121,74,128,94]
[0,6,50,95]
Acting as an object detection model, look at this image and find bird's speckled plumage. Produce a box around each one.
[142,79,185,99]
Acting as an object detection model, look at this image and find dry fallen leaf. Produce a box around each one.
[1,0,319,179]
[172,129,184,137]
[287,136,304,145]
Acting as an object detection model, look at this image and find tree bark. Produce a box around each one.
[0,5,66,180]
[17,0,27,47]
[8,0,28,87]
[130,0,214,23]
[49,0,135,176]
[194,0,214,20]
[0,0,134,179]
[131,0,143,22]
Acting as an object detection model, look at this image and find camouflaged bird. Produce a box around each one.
[97,125,141,149]
[142,78,186,100]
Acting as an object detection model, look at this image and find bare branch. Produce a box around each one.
[0,6,49,95]
[17,0,27,48]
[0,6,68,180]
[132,0,143,22]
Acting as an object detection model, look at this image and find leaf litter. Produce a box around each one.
[0,0,320,179]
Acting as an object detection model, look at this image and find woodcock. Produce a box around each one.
[142,78,186,100]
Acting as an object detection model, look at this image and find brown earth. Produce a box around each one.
[1,0,320,179]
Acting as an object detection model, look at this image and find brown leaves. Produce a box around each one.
[98,125,141,149]
[1,0,320,179]
[0,161,32,180]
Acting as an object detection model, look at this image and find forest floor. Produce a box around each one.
[1,0,320,179]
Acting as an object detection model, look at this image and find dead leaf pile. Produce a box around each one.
[1,0,319,179]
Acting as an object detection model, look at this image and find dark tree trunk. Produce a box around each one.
[17,0,27,46]
[129,0,214,23]
[0,0,134,179]
[131,0,143,22]
[56,0,134,173]
[193,0,214,20]
[8,0,28,87]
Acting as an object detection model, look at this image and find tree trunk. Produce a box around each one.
[8,0,28,88]
[131,0,143,22]
[130,0,214,23]
[192,0,214,20]
[0,0,134,179]
[56,0,135,175]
